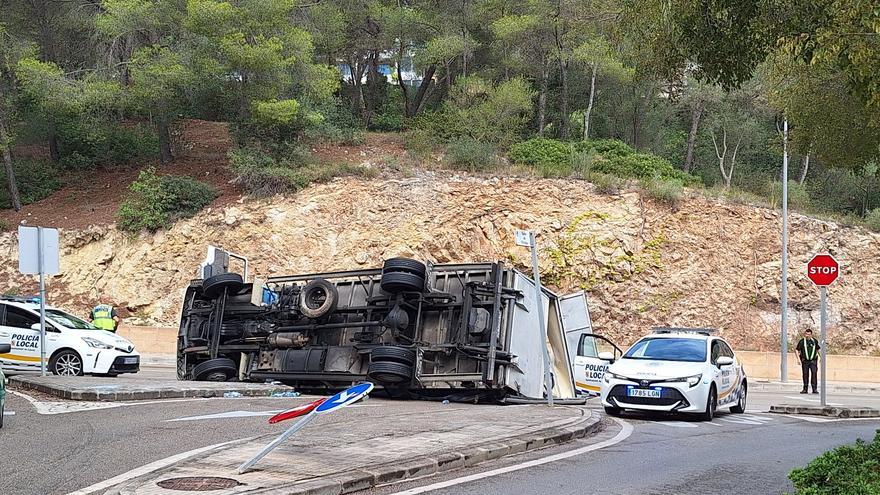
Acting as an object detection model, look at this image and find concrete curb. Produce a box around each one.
[109,409,603,495]
[8,375,295,401]
[751,381,880,394]
[769,404,880,418]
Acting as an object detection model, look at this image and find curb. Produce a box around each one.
[109,409,603,495]
[8,375,295,401]
[769,404,880,418]
[751,382,880,394]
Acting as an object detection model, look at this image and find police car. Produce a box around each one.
[0,297,140,376]
[599,328,747,421]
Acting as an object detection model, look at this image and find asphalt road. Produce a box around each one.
[0,368,877,495]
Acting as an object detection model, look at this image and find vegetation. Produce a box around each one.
[118,167,217,232]
[789,430,880,494]
[0,159,62,206]
[0,0,878,229]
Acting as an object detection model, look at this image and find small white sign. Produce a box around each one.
[514,230,532,248]
[18,226,60,275]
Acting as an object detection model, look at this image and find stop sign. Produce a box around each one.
[807,254,840,286]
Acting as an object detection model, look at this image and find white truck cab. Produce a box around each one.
[0,297,140,376]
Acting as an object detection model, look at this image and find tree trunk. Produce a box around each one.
[683,100,703,173]
[363,52,380,126]
[0,112,22,211]
[537,56,548,137]
[583,62,598,141]
[158,116,173,165]
[410,65,436,117]
[799,154,810,184]
[559,58,569,140]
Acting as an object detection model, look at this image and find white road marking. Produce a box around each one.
[66,436,258,495]
[739,414,773,422]
[167,410,284,422]
[719,417,762,425]
[655,421,698,428]
[777,414,880,424]
[784,396,843,406]
[9,390,215,415]
[704,421,723,427]
[386,418,633,495]
[3,410,15,416]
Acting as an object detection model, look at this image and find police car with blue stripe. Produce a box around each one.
[0,297,140,376]
[599,328,747,421]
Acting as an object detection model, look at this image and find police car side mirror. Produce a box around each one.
[598,351,615,363]
[31,323,41,331]
[716,356,734,368]
[0,343,10,354]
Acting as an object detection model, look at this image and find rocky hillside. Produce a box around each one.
[1,169,878,355]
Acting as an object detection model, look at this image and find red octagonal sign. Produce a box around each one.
[807,254,840,286]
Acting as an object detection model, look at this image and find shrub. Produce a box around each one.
[594,152,700,185]
[118,167,217,232]
[865,208,880,232]
[57,121,158,168]
[788,430,880,494]
[766,180,811,210]
[592,172,623,195]
[570,149,598,179]
[641,177,684,206]
[404,129,437,158]
[574,138,636,159]
[0,158,62,208]
[508,138,572,167]
[302,97,365,146]
[445,137,496,172]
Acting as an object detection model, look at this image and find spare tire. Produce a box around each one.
[380,271,425,294]
[300,278,339,319]
[371,346,416,366]
[202,273,244,299]
[367,361,413,384]
[382,258,427,277]
[192,357,237,382]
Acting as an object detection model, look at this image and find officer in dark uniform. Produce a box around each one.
[795,329,820,394]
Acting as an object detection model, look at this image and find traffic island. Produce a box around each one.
[769,404,880,418]
[9,374,295,401]
[96,402,601,495]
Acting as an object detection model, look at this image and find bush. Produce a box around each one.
[591,172,623,195]
[403,129,437,158]
[0,158,62,208]
[301,97,365,146]
[118,167,217,232]
[575,138,636,159]
[445,137,496,171]
[788,430,880,494]
[594,152,700,185]
[57,121,158,168]
[641,177,684,206]
[569,149,597,179]
[508,138,572,167]
[766,180,811,210]
[865,208,880,232]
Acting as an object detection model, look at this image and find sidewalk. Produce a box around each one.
[98,401,601,495]
[750,379,879,394]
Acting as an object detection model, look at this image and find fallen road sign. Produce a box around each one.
[268,398,326,424]
[315,382,373,414]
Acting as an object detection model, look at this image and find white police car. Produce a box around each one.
[600,328,747,421]
[0,297,140,376]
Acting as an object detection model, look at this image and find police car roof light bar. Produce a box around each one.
[0,295,41,304]
[651,327,717,336]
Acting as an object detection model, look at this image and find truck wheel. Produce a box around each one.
[370,346,416,366]
[383,258,427,277]
[380,272,425,294]
[202,273,244,299]
[367,361,413,384]
[50,350,84,376]
[299,278,339,319]
[192,358,237,382]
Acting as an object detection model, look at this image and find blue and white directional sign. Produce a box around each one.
[315,382,374,414]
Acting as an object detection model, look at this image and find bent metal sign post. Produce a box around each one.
[806,254,839,407]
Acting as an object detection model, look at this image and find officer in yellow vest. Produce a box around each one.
[796,329,821,394]
[90,303,119,332]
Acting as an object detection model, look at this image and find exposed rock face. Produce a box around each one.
[2,174,878,354]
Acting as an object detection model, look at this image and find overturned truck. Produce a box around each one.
[177,247,590,402]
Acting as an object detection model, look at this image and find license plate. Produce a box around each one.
[123,357,139,365]
[627,388,661,398]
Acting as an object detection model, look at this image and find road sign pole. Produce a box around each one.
[37,227,47,376]
[529,232,554,407]
[780,119,789,383]
[819,286,827,407]
[238,411,317,474]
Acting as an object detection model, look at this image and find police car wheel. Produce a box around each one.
[604,406,622,417]
[697,387,717,421]
[730,383,747,414]
[50,350,84,376]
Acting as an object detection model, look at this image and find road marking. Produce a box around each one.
[167,410,285,422]
[719,417,762,425]
[705,421,723,427]
[777,414,880,424]
[386,417,633,495]
[655,421,698,428]
[3,410,14,416]
[784,396,843,406]
[66,436,258,495]
[9,390,217,415]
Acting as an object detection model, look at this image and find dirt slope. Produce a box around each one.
[1,123,878,354]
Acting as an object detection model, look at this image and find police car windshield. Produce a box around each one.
[623,337,707,362]
[45,309,96,330]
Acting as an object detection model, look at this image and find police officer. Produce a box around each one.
[795,329,820,394]
[90,302,119,332]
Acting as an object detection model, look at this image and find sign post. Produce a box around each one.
[515,230,554,406]
[806,254,839,407]
[18,226,60,376]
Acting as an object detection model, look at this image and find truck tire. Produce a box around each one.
[300,278,339,319]
[202,273,244,299]
[192,358,237,382]
[383,258,427,277]
[367,361,412,384]
[177,337,191,381]
[380,272,425,294]
[370,346,416,366]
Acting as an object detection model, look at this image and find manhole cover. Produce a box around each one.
[156,477,242,491]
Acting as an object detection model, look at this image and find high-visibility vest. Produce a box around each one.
[800,338,818,361]
[92,304,116,331]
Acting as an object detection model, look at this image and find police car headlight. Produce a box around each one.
[685,374,702,387]
[81,337,113,349]
[604,372,624,383]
